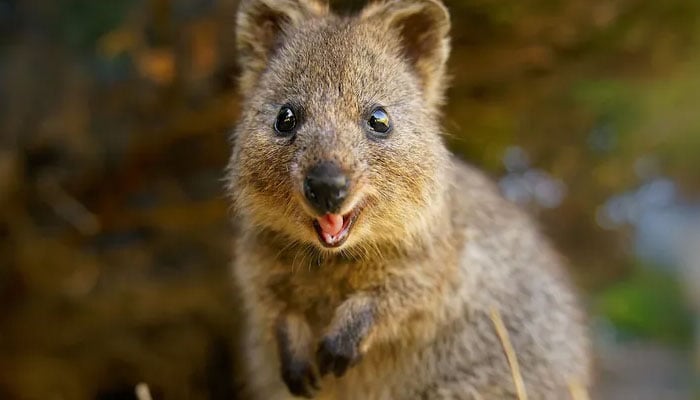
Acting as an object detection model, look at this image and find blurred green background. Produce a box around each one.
[1,0,699,399]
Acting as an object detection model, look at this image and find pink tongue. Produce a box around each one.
[317,214,344,236]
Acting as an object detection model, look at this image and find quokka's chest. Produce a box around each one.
[263,259,385,329]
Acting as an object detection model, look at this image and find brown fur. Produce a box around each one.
[227,1,591,398]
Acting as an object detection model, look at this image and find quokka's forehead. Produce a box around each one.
[262,19,417,103]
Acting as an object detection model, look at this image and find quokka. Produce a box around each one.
[227,0,592,398]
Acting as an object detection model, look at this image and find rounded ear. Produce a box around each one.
[236,0,328,93]
[361,0,451,107]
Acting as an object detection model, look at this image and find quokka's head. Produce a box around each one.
[228,0,451,252]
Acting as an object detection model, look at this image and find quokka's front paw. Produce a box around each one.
[317,297,375,378]
[316,332,363,378]
[280,356,319,398]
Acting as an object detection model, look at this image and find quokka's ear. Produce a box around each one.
[235,0,328,93]
[361,0,450,106]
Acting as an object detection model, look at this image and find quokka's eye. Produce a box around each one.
[274,106,297,136]
[367,107,391,139]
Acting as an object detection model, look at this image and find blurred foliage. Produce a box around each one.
[597,266,694,345]
[1,0,700,398]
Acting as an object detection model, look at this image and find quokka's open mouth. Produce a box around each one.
[313,209,359,248]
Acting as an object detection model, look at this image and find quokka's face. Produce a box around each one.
[229,0,451,252]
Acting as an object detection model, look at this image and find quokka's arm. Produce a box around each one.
[275,312,319,398]
[316,265,449,377]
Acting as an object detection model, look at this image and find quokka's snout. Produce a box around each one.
[303,161,350,216]
[301,160,362,249]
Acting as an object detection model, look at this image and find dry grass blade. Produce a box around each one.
[568,380,590,400]
[135,383,153,400]
[490,307,528,400]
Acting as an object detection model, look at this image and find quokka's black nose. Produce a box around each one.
[304,162,349,214]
